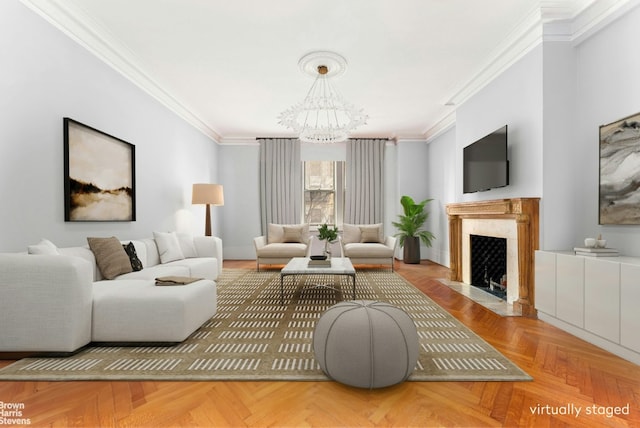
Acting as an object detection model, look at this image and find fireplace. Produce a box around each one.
[470,235,507,300]
[446,198,540,318]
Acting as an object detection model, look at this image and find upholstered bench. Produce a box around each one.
[91,278,217,343]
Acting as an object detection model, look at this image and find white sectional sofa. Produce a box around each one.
[0,233,222,354]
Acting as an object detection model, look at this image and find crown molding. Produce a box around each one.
[570,0,640,45]
[444,4,545,108]
[436,0,638,139]
[20,0,222,143]
[424,110,456,143]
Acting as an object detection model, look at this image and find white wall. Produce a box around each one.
[217,142,261,259]
[541,41,579,250]
[0,1,219,252]
[456,45,544,203]
[573,5,640,256]
[425,126,456,266]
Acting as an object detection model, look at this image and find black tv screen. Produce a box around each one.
[463,125,509,193]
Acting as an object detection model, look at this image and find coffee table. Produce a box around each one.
[280,257,356,304]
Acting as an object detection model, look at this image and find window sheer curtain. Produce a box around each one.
[259,138,302,234]
[344,139,386,224]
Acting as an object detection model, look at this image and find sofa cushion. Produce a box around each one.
[343,242,394,258]
[27,238,60,255]
[87,236,133,280]
[177,232,198,258]
[153,231,185,264]
[91,278,217,342]
[257,243,309,257]
[116,264,190,281]
[164,257,218,281]
[268,223,309,244]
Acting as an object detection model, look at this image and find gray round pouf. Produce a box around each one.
[313,300,419,389]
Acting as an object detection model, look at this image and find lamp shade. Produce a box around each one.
[192,184,224,206]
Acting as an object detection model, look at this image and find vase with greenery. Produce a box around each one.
[317,223,339,258]
[392,195,435,264]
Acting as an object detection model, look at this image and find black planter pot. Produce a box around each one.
[403,236,421,264]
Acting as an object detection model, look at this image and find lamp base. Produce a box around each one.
[205,204,211,236]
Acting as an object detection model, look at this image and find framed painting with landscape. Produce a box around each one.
[64,118,136,222]
[599,112,640,225]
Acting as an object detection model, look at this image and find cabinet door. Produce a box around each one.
[621,263,640,353]
[556,254,584,327]
[535,251,556,316]
[584,258,620,342]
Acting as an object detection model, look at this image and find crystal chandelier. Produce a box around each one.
[278,51,368,144]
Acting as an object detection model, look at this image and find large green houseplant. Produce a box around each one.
[392,195,435,264]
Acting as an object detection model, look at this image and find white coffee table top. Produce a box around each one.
[281,257,355,275]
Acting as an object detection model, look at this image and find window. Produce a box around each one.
[303,160,344,225]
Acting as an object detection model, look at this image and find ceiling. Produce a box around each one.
[23,0,606,143]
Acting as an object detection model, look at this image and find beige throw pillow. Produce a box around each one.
[87,236,133,280]
[360,224,384,243]
[268,223,309,244]
[282,226,304,243]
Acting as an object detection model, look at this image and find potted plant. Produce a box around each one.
[392,195,435,264]
[317,223,339,258]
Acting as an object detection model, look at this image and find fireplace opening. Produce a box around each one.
[470,234,507,300]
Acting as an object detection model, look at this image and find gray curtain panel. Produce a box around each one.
[345,139,386,224]
[259,138,302,234]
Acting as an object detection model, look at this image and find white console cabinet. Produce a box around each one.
[535,250,640,365]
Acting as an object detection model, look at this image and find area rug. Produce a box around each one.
[0,269,531,382]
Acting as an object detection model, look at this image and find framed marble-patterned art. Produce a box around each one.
[599,112,640,224]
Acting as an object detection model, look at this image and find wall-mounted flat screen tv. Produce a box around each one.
[463,125,509,193]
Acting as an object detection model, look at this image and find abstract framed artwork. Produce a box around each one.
[64,118,136,222]
[599,112,640,225]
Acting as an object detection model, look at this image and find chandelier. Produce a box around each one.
[278,51,368,144]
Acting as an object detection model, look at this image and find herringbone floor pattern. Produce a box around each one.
[1,260,639,427]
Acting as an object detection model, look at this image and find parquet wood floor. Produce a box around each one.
[1,260,639,427]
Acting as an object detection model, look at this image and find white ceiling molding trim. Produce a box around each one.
[438,0,634,137]
[570,0,640,45]
[219,137,261,146]
[20,0,222,143]
[424,110,456,144]
[443,5,545,108]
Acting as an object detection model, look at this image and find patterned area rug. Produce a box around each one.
[0,269,531,382]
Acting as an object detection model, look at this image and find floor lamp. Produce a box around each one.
[192,183,224,236]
